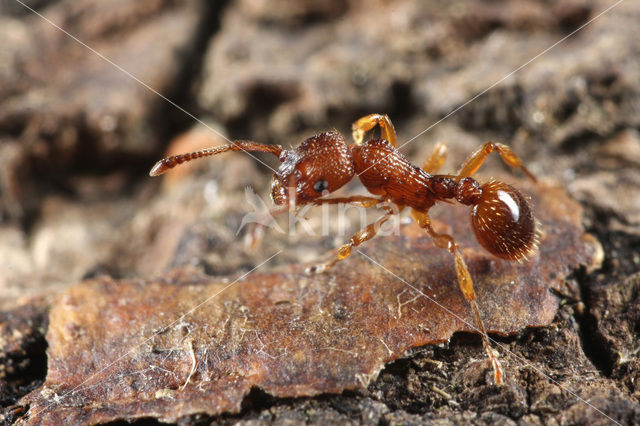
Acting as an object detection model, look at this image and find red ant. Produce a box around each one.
[150,114,538,385]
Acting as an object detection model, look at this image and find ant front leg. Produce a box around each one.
[243,205,289,250]
[457,142,536,182]
[311,195,381,208]
[352,114,397,147]
[411,209,505,385]
[248,196,382,253]
[307,199,400,274]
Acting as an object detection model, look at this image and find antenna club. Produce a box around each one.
[149,153,193,176]
[149,160,169,176]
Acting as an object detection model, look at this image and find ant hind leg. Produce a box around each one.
[457,142,536,182]
[411,209,505,385]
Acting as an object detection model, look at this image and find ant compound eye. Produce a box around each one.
[470,181,536,260]
[313,179,329,193]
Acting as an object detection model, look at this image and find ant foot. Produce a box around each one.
[305,263,329,275]
[489,349,504,386]
[242,231,261,252]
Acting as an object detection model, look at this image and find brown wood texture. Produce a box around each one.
[1,0,639,424]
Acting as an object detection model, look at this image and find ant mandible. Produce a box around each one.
[150,114,538,385]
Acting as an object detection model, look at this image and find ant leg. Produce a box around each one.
[244,205,289,249]
[248,197,380,250]
[411,208,505,385]
[422,142,448,173]
[312,195,381,208]
[352,114,397,147]
[308,204,401,274]
[457,142,536,182]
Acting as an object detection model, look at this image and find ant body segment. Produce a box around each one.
[150,114,538,385]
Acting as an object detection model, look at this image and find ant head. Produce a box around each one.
[270,132,355,206]
[456,178,537,260]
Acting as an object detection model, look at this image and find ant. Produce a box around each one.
[150,114,538,385]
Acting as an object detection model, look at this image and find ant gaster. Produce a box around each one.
[150,114,538,385]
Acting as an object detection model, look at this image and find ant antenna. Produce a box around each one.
[150,141,283,176]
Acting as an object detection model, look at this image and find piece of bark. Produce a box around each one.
[0,297,49,424]
[18,181,601,424]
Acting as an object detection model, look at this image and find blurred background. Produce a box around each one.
[1,0,639,300]
[1,0,640,423]
[1,0,639,307]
